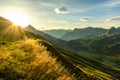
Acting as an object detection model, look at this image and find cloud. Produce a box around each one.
[103,0,120,7]
[106,16,120,22]
[108,2,120,7]
[54,7,68,14]
[40,2,57,7]
[79,17,92,22]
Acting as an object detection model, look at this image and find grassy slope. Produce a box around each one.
[0,39,75,80]
[38,40,120,80]
[66,34,120,70]
[0,39,120,80]
[60,51,120,80]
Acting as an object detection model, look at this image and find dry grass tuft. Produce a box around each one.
[0,39,74,80]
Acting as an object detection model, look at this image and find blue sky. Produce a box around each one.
[0,0,120,30]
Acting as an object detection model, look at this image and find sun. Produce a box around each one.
[4,10,30,27]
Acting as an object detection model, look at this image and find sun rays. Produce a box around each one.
[3,9,30,27]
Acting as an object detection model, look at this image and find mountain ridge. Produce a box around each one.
[61,27,108,41]
[44,29,72,38]
[24,25,65,43]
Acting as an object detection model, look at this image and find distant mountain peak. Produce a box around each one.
[109,26,116,31]
[85,26,93,29]
[111,26,116,29]
[107,27,120,34]
[25,25,36,30]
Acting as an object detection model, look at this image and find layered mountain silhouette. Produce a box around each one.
[45,27,120,41]
[61,27,107,41]
[24,25,64,43]
[44,29,71,38]
[66,34,120,55]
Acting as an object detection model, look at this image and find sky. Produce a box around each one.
[0,0,120,30]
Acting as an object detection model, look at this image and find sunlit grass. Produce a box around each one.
[76,64,115,80]
[0,39,74,80]
[0,23,25,41]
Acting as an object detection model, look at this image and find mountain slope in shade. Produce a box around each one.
[61,27,107,41]
[65,33,120,68]
[24,25,64,43]
[66,34,120,55]
[44,29,72,38]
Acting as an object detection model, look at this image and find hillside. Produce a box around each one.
[65,34,120,68]
[44,29,71,38]
[1,39,120,80]
[24,25,64,43]
[66,34,120,55]
[0,17,42,41]
[0,16,120,80]
[61,27,107,41]
[0,17,25,41]
[0,39,75,80]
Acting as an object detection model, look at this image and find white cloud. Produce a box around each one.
[79,17,92,22]
[40,2,57,7]
[106,16,120,22]
[103,0,120,7]
[54,7,68,14]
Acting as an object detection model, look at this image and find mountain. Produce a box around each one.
[61,27,108,41]
[0,16,120,79]
[66,34,120,55]
[43,29,71,38]
[107,27,120,34]
[24,25,64,43]
[0,16,12,28]
[0,16,24,41]
[0,17,37,41]
[65,34,120,68]
[24,25,74,51]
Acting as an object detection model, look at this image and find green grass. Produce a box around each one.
[0,39,120,80]
[0,39,74,80]
[80,52,120,69]
[59,50,120,80]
